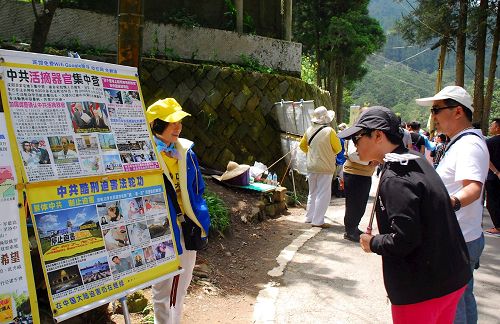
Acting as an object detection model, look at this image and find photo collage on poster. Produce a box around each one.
[34,192,173,300]
[5,68,159,182]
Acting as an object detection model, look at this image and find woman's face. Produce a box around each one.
[108,207,118,220]
[157,121,182,144]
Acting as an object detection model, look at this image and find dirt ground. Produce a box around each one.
[109,177,308,324]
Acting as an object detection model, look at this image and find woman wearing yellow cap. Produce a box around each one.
[146,98,210,324]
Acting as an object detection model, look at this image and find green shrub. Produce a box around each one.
[203,190,230,234]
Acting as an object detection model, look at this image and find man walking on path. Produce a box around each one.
[342,107,376,241]
[299,106,341,228]
[485,118,500,235]
[338,106,471,324]
[416,86,489,324]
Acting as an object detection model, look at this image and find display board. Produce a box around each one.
[0,50,159,183]
[0,113,39,324]
[0,49,180,322]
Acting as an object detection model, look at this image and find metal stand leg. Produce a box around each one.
[119,296,132,324]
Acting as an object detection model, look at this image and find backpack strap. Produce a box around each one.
[445,132,482,154]
[308,126,328,146]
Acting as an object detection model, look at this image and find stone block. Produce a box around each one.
[217,148,235,165]
[206,67,221,81]
[219,68,232,80]
[222,92,235,109]
[151,64,170,82]
[255,76,270,90]
[279,80,289,95]
[206,89,224,108]
[171,66,192,84]
[160,76,178,94]
[215,78,231,96]
[200,78,215,93]
[246,94,260,113]
[190,86,206,106]
[273,186,287,202]
[234,123,249,139]
[222,122,238,138]
[172,82,191,106]
[192,127,214,147]
[233,92,248,112]
[184,76,197,90]
[229,106,243,123]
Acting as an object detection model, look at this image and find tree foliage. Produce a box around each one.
[293,0,385,122]
[393,0,499,129]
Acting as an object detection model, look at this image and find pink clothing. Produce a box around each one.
[391,286,466,324]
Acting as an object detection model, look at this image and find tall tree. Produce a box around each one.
[482,2,500,130]
[294,0,384,121]
[455,0,468,86]
[31,0,61,53]
[472,0,488,123]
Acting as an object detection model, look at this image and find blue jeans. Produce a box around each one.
[454,234,484,324]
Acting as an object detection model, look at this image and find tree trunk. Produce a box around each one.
[435,41,447,93]
[328,59,336,104]
[482,2,500,131]
[31,0,60,53]
[455,0,467,86]
[472,0,488,123]
[335,64,345,122]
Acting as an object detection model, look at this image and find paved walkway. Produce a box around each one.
[254,176,500,323]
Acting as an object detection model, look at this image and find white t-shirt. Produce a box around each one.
[436,128,489,242]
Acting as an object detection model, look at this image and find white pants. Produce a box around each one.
[305,173,333,226]
[152,244,197,324]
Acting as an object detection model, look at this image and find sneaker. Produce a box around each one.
[343,232,360,242]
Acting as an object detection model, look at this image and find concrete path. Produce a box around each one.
[254,176,500,323]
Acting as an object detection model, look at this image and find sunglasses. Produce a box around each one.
[352,130,372,146]
[430,105,458,115]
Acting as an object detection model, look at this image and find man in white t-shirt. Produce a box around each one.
[416,86,489,324]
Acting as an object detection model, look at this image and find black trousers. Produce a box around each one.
[486,178,500,228]
[343,172,372,234]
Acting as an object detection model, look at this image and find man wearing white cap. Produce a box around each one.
[416,86,489,324]
[299,106,342,228]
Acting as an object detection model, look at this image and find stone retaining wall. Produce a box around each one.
[140,58,331,192]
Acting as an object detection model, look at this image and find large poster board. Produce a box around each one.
[0,113,39,324]
[0,50,180,322]
[0,49,159,183]
[27,172,179,320]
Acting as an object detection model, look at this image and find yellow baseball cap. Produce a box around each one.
[145,98,191,123]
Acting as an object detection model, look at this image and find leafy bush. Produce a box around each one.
[203,190,230,234]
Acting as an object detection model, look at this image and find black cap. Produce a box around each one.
[31,139,39,144]
[337,106,401,139]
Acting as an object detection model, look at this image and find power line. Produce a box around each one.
[397,0,476,77]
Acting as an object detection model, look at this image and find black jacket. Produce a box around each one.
[370,146,471,305]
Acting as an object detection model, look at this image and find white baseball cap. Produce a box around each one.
[415,86,474,113]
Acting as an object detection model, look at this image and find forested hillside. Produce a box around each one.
[350,0,499,126]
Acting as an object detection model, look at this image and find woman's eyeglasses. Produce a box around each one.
[430,105,457,115]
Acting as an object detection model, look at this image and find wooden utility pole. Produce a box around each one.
[236,0,243,33]
[284,0,292,41]
[117,0,144,67]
